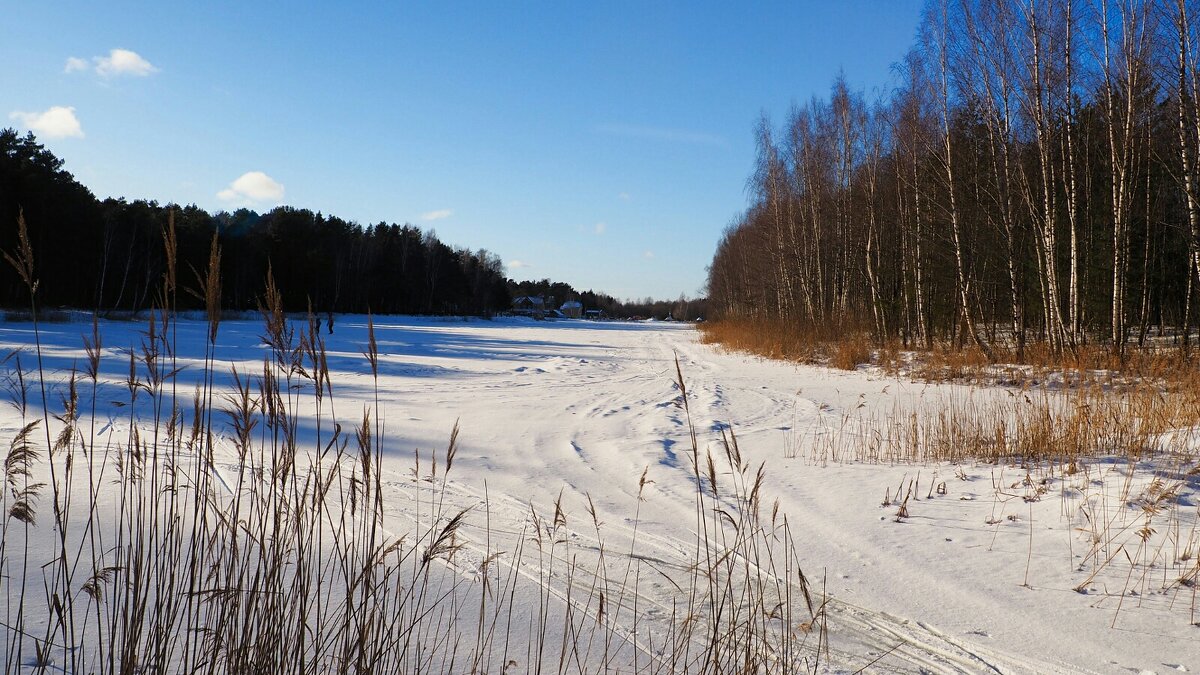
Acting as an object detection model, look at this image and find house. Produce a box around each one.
[560,300,583,319]
[584,309,605,320]
[512,295,546,318]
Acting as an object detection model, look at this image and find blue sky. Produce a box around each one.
[4,1,922,300]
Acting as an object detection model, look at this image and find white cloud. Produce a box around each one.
[65,49,159,78]
[509,260,532,269]
[421,209,453,221]
[64,57,89,73]
[9,106,84,139]
[643,250,655,259]
[618,192,631,201]
[217,171,285,204]
[96,49,158,77]
[594,222,607,235]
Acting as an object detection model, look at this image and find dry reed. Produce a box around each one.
[0,223,826,673]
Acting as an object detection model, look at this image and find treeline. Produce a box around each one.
[709,0,1200,357]
[617,295,707,321]
[0,128,510,315]
[508,278,707,320]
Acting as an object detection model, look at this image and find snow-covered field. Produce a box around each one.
[0,314,1196,673]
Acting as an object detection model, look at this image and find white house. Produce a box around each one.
[561,300,583,319]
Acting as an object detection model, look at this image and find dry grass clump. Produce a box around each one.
[830,335,873,371]
[799,379,1200,467]
[699,319,876,370]
[908,342,993,381]
[699,318,820,363]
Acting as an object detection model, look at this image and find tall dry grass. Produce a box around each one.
[0,212,827,673]
[794,381,1200,466]
[700,319,1200,386]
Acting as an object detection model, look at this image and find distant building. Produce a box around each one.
[513,296,546,318]
[584,309,605,320]
[561,300,583,319]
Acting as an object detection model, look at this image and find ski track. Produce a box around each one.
[0,315,1195,673]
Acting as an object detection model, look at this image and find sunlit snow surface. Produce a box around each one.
[0,314,1196,673]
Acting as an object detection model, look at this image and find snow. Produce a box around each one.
[0,314,1196,673]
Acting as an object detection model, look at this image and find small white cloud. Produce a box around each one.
[509,260,532,269]
[594,222,607,235]
[9,106,84,139]
[94,49,158,78]
[64,57,89,74]
[618,192,631,201]
[421,209,453,221]
[217,171,285,204]
[643,250,655,259]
